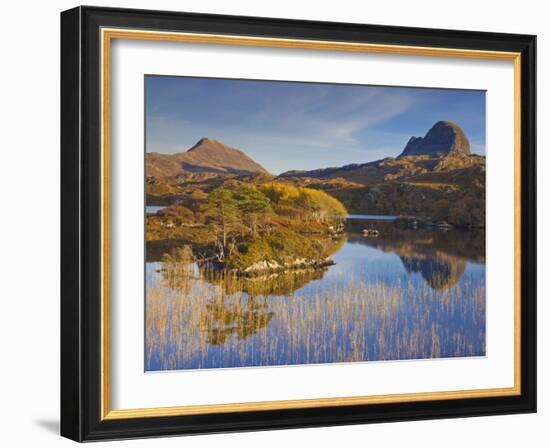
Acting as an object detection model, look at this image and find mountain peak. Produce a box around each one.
[399,121,471,157]
[188,137,216,151]
[146,138,268,176]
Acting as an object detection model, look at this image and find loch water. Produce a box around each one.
[145,215,486,371]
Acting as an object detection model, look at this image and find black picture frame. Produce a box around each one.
[61,5,536,442]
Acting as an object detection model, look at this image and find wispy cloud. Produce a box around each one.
[145,76,485,174]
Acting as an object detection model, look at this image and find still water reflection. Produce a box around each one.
[146,216,486,371]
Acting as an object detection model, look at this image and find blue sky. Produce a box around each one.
[145,75,486,175]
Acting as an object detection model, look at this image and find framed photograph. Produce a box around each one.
[61,6,536,441]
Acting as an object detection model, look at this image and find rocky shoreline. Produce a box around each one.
[204,256,335,278]
[394,216,485,230]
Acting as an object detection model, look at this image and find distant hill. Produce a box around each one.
[277,121,485,227]
[146,138,268,177]
[279,153,484,187]
[279,121,482,187]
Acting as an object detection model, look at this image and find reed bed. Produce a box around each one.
[145,262,485,371]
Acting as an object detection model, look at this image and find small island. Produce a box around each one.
[147,176,347,275]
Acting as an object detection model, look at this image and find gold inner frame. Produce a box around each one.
[100,27,522,420]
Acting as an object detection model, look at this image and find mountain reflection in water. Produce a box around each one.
[344,219,484,291]
[146,216,486,370]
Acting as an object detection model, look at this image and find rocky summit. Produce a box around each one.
[399,121,471,157]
